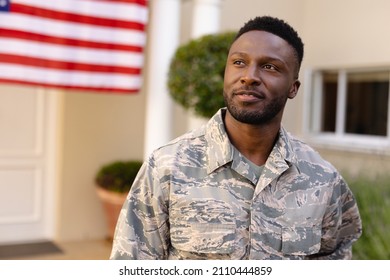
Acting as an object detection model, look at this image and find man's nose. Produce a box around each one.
[240,65,261,85]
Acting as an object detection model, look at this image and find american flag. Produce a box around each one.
[0,0,148,93]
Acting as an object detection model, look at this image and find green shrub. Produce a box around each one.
[95,160,143,193]
[346,175,390,259]
[168,32,236,118]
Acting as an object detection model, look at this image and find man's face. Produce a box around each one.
[223,30,300,125]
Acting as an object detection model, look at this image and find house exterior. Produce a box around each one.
[1,0,389,245]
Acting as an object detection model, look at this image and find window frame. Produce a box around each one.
[303,67,390,154]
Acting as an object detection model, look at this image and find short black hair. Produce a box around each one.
[234,16,304,69]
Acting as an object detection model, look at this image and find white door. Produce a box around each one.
[0,85,58,244]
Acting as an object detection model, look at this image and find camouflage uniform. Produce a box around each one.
[110,108,362,260]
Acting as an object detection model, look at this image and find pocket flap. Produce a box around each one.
[281,225,321,255]
[171,222,236,254]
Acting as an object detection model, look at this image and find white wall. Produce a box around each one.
[303,0,390,68]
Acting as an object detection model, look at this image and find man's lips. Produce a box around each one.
[233,90,265,102]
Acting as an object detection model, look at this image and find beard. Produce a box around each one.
[223,90,288,125]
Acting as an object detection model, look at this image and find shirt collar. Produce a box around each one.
[275,126,299,168]
[205,108,234,174]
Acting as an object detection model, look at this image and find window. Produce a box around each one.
[345,72,388,136]
[306,68,390,150]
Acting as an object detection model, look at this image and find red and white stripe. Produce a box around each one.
[0,0,148,93]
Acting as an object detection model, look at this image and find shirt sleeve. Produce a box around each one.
[109,156,170,260]
[309,174,362,260]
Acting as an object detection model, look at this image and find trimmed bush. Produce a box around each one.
[95,160,143,193]
[168,32,236,118]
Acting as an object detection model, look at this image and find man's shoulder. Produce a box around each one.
[152,125,208,156]
[284,131,338,174]
[152,110,225,157]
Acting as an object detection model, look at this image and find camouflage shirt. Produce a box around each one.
[110,108,362,260]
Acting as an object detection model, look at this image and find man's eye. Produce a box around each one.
[233,60,245,66]
[263,64,276,70]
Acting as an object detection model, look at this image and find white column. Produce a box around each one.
[188,0,223,130]
[143,0,181,159]
[192,0,222,37]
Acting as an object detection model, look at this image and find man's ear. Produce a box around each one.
[288,79,301,99]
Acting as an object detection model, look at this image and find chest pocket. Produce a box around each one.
[170,201,236,254]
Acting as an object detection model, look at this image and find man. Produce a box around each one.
[110,16,362,260]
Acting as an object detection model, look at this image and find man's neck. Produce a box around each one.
[224,110,281,166]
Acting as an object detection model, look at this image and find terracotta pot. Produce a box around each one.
[96,187,128,240]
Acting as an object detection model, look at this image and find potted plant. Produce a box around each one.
[168,31,236,118]
[95,160,143,240]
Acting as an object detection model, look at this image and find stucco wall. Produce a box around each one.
[58,91,146,240]
[299,0,390,178]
